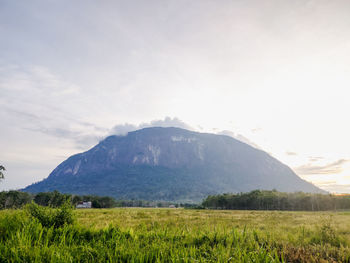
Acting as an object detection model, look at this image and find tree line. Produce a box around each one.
[0,191,117,209]
[202,190,350,211]
[0,190,185,209]
[3,189,350,211]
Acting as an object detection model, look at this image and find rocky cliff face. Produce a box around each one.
[23,127,325,202]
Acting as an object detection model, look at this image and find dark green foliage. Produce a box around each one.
[0,190,71,209]
[202,190,350,211]
[90,196,113,208]
[70,194,115,208]
[0,190,184,209]
[3,189,350,212]
[25,200,74,228]
[33,191,116,208]
[34,190,71,207]
[0,190,32,209]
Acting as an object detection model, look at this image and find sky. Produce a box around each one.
[1,0,350,192]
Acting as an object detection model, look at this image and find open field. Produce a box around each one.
[2,208,350,262]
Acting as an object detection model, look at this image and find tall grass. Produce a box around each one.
[1,207,350,262]
[0,212,281,262]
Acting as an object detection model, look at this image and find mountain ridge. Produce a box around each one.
[23,127,325,202]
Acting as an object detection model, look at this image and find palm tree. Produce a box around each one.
[0,165,5,180]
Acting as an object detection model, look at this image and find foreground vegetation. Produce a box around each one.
[1,205,350,262]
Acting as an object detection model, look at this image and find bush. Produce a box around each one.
[25,200,74,228]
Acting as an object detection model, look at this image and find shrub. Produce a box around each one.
[25,200,74,228]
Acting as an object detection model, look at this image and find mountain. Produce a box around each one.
[23,127,325,202]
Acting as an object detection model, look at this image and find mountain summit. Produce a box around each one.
[23,127,324,202]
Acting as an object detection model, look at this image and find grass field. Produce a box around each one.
[1,207,350,262]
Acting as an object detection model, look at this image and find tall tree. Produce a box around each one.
[0,165,5,180]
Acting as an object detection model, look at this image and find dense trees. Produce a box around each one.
[0,191,32,209]
[0,190,179,209]
[202,190,350,211]
[33,192,117,208]
[3,189,350,211]
[34,191,71,207]
[72,195,115,208]
[0,191,117,209]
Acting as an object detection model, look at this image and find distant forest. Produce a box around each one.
[0,190,187,209]
[202,190,350,211]
[2,190,350,211]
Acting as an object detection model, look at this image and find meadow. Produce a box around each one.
[1,206,350,262]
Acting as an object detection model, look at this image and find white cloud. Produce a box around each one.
[110,119,263,151]
[0,64,107,149]
[294,159,349,176]
[110,117,194,136]
[308,156,325,162]
[316,182,350,194]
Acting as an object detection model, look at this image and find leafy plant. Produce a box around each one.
[25,200,74,228]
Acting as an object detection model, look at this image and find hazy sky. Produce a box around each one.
[1,0,350,192]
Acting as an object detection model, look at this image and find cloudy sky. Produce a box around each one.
[1,0,350,192]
